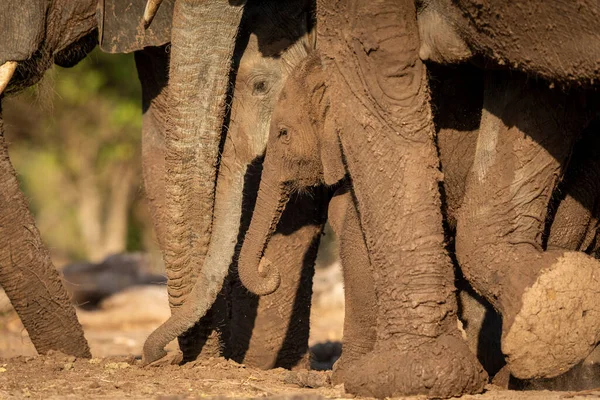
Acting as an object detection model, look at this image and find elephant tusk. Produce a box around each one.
[0,61,17,96]
[143,0,164,29]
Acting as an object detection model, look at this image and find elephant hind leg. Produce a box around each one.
[0,109,90,358]
[455,72,600,380]
[548,119,600,254]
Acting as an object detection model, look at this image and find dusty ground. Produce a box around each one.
[1,265,600,399]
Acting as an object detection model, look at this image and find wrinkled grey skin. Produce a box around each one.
[137,1,324,367]
[417,0,600,85]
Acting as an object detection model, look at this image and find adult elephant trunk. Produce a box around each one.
[237,170,291,296]
[142,0,245,364]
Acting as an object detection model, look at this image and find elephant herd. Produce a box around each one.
[0,0,599,398]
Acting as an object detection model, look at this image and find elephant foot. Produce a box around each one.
[502,252,600,380]
[331,355,352,385]
[331,344,370,385]
[344,334,487,398]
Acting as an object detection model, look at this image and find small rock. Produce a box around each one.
[0,367,6,373]
[89,358,102,364]
[89,381,101,389]
[104,362,130,370]
[63,363,74,371]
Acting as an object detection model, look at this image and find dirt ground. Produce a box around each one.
[1,265,600,399]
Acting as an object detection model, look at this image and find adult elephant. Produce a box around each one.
[143,1,488,398]
[140,0,331,367]
[417,0,600,382]
[242,2,600,396]
[235,49,600,392]
[233,0,600,398]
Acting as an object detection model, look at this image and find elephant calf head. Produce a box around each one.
[237,52,346,296]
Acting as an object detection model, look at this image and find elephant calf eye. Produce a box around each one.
[278,128,289,138]
[253,80,268,95]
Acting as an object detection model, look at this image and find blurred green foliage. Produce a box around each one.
[4,48,157,266]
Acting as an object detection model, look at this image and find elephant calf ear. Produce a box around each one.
[98,0,173,53]
[321,118,346,186]
[311,74,345,186]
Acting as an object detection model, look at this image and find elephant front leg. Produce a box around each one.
[327,186,376,384]
[455,72,600,379]
[317,0,487,397]
[228,190,326,369]
[0,109,90,358]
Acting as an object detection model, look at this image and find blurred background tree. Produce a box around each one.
[2,49,160,267]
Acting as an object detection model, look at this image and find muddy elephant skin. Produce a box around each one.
[1,0,324,367]
[418,0,600,85]
[433,64,600,381]
[240,50,600,391]
[237,3,600,392]
[419,0,600,380]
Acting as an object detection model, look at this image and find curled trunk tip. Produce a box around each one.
[240,256,281,296]
[238,180,290,296]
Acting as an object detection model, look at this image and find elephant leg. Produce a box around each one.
[548,119,600,254]
[455,71,600,380]
[135,47,224,362]
[327,185,376,384]
[0,107,90,358]
[228,189,326,369]
[316,0,487,397]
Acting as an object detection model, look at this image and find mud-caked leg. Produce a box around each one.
[455,72,600,379]
[0,108,90,358]
[327,185,376,384]
[317,0,487,397]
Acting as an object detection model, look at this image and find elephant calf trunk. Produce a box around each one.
[238,180,291,296]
